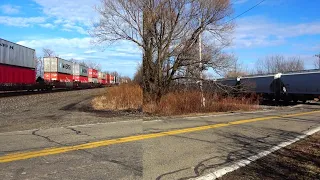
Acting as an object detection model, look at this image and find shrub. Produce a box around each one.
[92,84,259,115]
[92,83,142,110]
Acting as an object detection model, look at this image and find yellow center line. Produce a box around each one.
[1,110,319,163]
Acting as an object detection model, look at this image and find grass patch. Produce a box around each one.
[92,83,142,111]
[92,83,259,115]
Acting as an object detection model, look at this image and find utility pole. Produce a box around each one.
[316,53,320,69]
[199,19,205,108]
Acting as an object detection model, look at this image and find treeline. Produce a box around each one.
[224,55,305,78]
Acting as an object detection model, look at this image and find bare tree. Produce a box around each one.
[35,56,44,78]
[92,0,234,103]
[133,63,143,85]
[84,61,102,71]
[254,55,304,74]
[314,53,320,69]
[42,48,57,57]
[224,57,247,78]
[69,58,78,63]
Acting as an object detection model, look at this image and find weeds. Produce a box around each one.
[92,83,142,110]
[92,83,259,115]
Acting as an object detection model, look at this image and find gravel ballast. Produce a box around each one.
[0,88,142,133]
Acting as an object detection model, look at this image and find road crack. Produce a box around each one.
[32,130,63,145]
[66,127,91,137]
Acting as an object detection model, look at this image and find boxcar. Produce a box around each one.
[0,38,36,91]
[44,57,73,88]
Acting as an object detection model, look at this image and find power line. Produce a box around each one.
[212,0,266,45]
[226,0,266,24]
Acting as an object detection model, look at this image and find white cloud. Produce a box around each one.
[0,4,20,14]
[0,16,46,27]
[32,0,99,27]
[62,23,88,35]
[39,23,55,28]
[84,50,97,54]
[233,16,320,48]
[30,0,98,35]
[17,37,92,50]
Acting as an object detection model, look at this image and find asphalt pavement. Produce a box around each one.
[0,102,319,180]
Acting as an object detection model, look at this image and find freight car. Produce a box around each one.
[0,38,118,93]
[212,70,320,102]
[0,38,47,91]
[280,70,320,102]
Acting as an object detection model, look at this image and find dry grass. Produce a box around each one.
[145,91,259,115]
[92,83,142,110]
[92,83,259,115]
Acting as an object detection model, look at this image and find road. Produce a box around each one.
[0,96,319,180]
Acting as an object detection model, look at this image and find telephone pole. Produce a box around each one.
[199,20,205,108]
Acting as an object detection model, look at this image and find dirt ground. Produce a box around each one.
[0,88,143,133]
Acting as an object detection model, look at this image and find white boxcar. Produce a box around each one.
[73,63,88,77]
[44,57,73,75]
[98,72,106,79]
[240,75,275,94]
[0,38,36,69]
[281,71,320,95]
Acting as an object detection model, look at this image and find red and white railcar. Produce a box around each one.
[98,72,106,84]
[44,57,74,88]
[73,63,88,83]
[0,38,36,90]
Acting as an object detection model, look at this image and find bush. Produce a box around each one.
[92,83,142,110]
[92,84,259,115]
[146,91,259,115]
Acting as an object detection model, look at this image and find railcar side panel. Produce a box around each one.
[88,77,98,83]
[44,72,73,82]
[240,76,274,94]
[88,69,98,78]
[0,38,35,69]
[98,79,106,84]
[281,72,320,95]
[73,63,88,77]
[73,75,88,83]
[44,57,73,75]
[0,64,36,84]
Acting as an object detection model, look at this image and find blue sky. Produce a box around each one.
[1,0,319,77]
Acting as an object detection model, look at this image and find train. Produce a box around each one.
[0,38,118,92]
[211,70,320,102]
[2,37,319,102]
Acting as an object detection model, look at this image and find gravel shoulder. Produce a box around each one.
[219,132,320,180]
[0,88,142,133]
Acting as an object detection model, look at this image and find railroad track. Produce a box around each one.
[0,87,105,98]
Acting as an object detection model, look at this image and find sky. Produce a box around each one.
[0,0,319,77]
